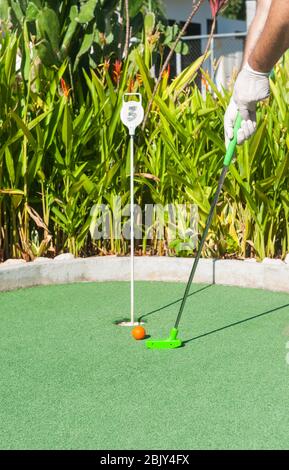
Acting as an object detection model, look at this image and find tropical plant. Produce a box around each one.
[1,6,289,262]
[2,0,181,72]
[221,0,246,20]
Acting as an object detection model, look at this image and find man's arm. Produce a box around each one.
[249,0,289,72]
[224,0,289,146]
[224,0,272,147]
[242,0,272,65]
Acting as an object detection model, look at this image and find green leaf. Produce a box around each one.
[0,0,9,19]
[60,6,79,58]
[76,0,97,24]
[74,24,96,70]
[144,12,155,36]
[36,6,60,52]
[5,147,15,184]
[10,0,25,24]
[163,53,209,98]
[62,103,73,160]
[10,111,37,150]
[26,1,40,22]
[51,206,68,225]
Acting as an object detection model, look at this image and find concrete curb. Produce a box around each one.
[0,256,289,293]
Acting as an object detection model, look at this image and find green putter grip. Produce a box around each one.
[223,113,242,167]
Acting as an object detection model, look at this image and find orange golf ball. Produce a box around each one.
[131,325,146,340]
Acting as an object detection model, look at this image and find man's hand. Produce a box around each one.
[224,63,270,147]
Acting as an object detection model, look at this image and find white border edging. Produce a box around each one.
[0,256,289,293]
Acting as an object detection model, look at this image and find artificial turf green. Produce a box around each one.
[1,281,289,450]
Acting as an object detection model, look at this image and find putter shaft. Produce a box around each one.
[174,165,228,329]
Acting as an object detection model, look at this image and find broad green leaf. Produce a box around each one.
[5,147,15,184]
[76,0,97,24]
[10,111,37,149]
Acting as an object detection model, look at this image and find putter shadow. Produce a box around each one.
[183,302,289,344]
[138,284,213,322]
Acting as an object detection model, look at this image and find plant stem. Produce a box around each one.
[123,0,130,60]
[177,14,217,96]
[141,0,205,130]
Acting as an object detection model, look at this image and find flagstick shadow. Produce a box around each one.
[138,284,212,322]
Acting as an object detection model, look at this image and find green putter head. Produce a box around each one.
[146,328,182,350]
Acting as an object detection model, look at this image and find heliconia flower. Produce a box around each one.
[136,73,143,87]
[60,78,70,98]
[127,78,135,93]
[162,64,171,80]
[113,59,122,84]
[104,58,110,71]
[99,58,110,73]
[209,0,227,17]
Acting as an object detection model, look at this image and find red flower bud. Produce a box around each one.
[209,0,227,17]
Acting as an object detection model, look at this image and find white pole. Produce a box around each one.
[210,36,215,82]
[176,53,182,76]
[130,135,134,325]
[119,93,144,326]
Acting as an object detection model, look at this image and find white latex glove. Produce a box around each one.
[224,63,270,147]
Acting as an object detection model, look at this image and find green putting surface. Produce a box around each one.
[1,281,289,450]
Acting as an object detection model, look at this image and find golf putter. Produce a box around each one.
[146,114,242,350]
